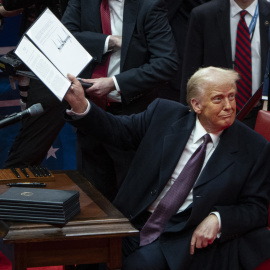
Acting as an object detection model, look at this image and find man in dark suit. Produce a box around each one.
[61,0,179,201]
[64,66,270,270]
[162,0,211,101]
[180,0,270,129]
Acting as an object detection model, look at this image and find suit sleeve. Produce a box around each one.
[65,99,162,151]
[180,8,204,104]
[216,142,270,243]
[115,0,179,103]
[61,0,106,63]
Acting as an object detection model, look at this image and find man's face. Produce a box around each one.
[191,85,237,133]
[234,0,255,9]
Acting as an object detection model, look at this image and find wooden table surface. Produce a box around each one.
[0,170,138,270]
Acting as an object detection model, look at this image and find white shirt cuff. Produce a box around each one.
[104,36,110,54]
[210,211,222,238]
[66,99,91,119]
[112,76,120,92]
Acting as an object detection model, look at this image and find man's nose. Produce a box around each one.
[223,98,232,109]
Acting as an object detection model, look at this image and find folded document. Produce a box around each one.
[0,187,80,224]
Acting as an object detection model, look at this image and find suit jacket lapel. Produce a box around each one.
[194,123,239,189]
[259,0,270,82]
[121,0,139,71]
[217,0,233,68]
[159,113,196,187]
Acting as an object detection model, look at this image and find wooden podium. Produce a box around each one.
[0,170,138,270]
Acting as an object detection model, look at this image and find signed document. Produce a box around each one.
[15,8,93,101]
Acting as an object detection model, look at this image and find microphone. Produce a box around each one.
[0,103,44,129]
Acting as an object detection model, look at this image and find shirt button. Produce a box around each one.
[151,189,157,196]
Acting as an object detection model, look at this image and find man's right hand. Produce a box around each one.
[65,74,88,114]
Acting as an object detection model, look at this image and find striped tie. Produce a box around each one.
[235,10,252,111]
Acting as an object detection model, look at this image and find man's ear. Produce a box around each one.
[191,98,202,114]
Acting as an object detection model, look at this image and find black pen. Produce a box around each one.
[28,166,38,177]
[42,167,51,177]
[6,182,46,187]
[77,78,93,88]
[20,167,29,178]
[11,168,20,178]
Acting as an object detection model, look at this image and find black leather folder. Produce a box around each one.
[0,187,80,224]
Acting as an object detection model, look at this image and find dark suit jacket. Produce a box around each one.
[68,98,270,269]
[165,0,211,94]
[180,0,270,104]
[61,0,179,106]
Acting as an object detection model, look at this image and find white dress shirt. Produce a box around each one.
[148,117,221,214]
[103,0,124,102]
[230,0,261,95]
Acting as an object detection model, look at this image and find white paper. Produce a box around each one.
[15,36,71,101]
[26,8,92,77]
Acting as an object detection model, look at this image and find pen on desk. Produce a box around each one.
[20,167,29,178]
[28,166,38,177]
[6,182,46,187]
[11,168,20,178]
[43,167,51,177]
[77,78,93,88]
[38,166,47,177]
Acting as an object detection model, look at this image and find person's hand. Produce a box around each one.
[83,77,116,98]
[108,35,122,52]
[190,214,220,255]
[65,74,88,114]
[0,6,23,17]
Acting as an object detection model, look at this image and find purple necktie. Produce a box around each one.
[140,133,212,246]
[235,10,252,111]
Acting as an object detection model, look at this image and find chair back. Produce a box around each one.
[255,110,270,141]
[254,110,270,226]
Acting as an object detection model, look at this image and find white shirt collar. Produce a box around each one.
[231,0,258,18]
[193,117,222,148]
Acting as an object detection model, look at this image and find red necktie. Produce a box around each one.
[92,0,112,79]
[89,0,112,109]
[235,10,252,111]
[140,134,212,246]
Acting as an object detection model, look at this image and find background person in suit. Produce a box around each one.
[2,0,70,170]
[162,0,211,101]
[61,0,179,201]
[64,66,270,270]
[180,0,270,129]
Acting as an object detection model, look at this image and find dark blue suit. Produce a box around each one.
[61,0,179,201]
[62,0,178,105]
[180,0,270,105]
[67,98,270,269]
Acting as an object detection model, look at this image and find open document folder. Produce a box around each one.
[15,8,93,101]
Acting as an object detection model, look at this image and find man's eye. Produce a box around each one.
[213,97,221,102]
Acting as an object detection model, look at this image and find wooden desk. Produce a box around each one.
[0,170,138,270]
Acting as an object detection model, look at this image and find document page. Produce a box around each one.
[26,8,92,78]
[15,36,71,101]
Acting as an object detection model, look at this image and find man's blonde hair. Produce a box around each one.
[186,67,240,110]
